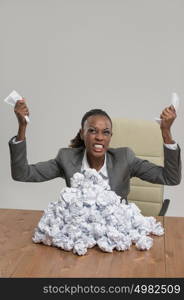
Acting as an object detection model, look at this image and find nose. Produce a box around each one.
[95,132,104,141]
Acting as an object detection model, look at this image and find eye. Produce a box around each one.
[88,128,97,134]
[103,130,111,136]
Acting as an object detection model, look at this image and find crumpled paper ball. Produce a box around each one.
[32,169,164,255]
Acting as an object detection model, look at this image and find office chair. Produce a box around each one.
[110,118,170,216]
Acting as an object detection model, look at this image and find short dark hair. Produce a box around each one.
[69,109,112,148]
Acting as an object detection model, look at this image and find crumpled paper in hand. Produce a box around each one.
[4,90,30,123]
[155,92,180,124]
[32,169,164,255]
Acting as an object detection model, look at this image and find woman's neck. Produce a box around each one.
[87,154,105,171]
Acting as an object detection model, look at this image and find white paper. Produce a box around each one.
[33,169,164,255]
[4,90,30,123]
[155,92,180,124]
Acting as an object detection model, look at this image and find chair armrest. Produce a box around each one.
[158,199,170,216]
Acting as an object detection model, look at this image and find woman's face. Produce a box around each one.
[80,115,112,159]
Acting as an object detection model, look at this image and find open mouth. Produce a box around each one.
[93,144,104,152]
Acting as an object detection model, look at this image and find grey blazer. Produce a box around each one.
[8,136,181,199]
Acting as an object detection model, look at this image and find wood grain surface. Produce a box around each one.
[164,216,184,277]
[0,209,183,278]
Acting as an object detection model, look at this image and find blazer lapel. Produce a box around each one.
[106,151,115,191]
[71,148,85,174]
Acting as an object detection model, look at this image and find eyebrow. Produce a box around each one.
[88,126,111,130]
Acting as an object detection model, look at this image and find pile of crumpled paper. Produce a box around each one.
[32,169,164,255]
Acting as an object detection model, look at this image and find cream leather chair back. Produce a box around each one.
[110,118,165,216]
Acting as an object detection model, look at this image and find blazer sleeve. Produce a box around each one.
[127,145,182,185]
[8,136,65,182]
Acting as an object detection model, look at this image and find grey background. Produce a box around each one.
[0,0,183,215]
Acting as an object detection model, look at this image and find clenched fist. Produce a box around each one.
[160,105,176,131]
[14,98,30,127]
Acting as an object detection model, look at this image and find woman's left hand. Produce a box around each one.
[160,105,177,131]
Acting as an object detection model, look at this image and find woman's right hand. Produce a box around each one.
[14,98,30,127]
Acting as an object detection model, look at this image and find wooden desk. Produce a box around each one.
[0,209,183,278]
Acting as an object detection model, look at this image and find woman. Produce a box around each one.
[9,99,181,201]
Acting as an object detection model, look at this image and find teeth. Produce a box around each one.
[94,144,103,149]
